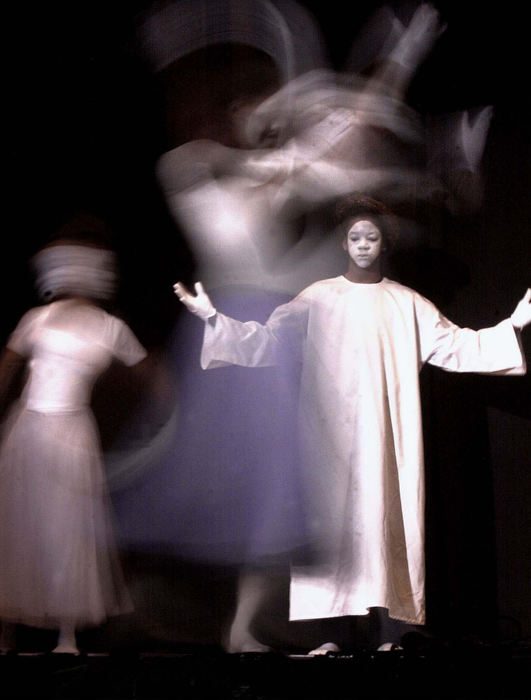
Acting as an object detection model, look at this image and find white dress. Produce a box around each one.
[200,276,526,624]
[0,299,146,628]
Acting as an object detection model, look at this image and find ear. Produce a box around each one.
[342,236,348,252]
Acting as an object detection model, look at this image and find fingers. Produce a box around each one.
[173,282,189,300]
[173,281,207,301]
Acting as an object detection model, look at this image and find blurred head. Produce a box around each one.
[136,0,327,148]
[158,43,282,148]
[31,213,118,303]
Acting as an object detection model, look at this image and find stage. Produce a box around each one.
[1,644,529,699]
[1,2,530,698]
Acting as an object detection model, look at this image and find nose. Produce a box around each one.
[357,238,369,250]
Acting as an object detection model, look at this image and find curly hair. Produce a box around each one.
[334,194,398,249]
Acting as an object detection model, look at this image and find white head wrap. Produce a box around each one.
[32,245,117,302]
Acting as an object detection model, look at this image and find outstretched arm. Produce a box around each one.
[173,280,278,368]
[173,282,308,369]
[417,290,529,375]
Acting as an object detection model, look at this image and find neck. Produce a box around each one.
[344,261,383,284]
[56,295,98,307]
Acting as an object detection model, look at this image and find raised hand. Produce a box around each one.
[173,282,216,321]
[460,106,493,173]
[510,288,531,330]
[388,3,445,71]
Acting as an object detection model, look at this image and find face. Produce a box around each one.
[344,219,384,269]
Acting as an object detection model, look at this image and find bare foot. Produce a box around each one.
[377,642,403,651]
[53,624,79,655]
[308,642,340,656]
[52,643,80,655]
[225,629,271,653]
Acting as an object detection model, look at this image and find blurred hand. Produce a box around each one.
[173,282,216,321]
[510,289,531,330]
[460,106,493,173]
[388,4,444,70]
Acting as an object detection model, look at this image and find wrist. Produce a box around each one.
[510,314,523,331]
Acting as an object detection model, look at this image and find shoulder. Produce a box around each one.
[381,278,437,307]
[156,140,228,192]
[12,304,50,333]
[381,277,417,296]
[6,304,51,354]
[298,276,346,299]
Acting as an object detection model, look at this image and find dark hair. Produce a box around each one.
[158,43,281,147]
[334,194,398,249]
[49,212,115,250]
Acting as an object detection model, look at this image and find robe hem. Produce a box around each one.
[289,607,425,626]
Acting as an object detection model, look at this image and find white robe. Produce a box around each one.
[201,276,526,624]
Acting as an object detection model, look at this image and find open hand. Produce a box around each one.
[173,282,216,321]
[389,4,445,70]
[460,106,493,173]
[511,288,531,330]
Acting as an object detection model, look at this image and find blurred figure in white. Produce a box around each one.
[123,0,446,653]
[0,219,147,655]
[174,194,530,652]
[124,0,330,654]
[344,5,493,219]
[153,1,445,294]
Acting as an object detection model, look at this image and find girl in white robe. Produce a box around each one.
[174,196,529,648]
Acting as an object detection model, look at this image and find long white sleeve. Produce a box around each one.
[201,297,309,370]
[416,295,526,375]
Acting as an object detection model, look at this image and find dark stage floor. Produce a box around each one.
[1,644,529,700]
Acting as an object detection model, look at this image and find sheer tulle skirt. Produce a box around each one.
[0,405,131,628]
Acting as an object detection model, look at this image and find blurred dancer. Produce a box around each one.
[122,0,329,654]
[153,2,444,293]
[174,194,530,651]
[0,227,146,654]
[124,0,446,652]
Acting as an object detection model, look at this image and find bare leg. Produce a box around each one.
[0,622,16,652]
[226,570,272,653]
[52,624,79,655]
